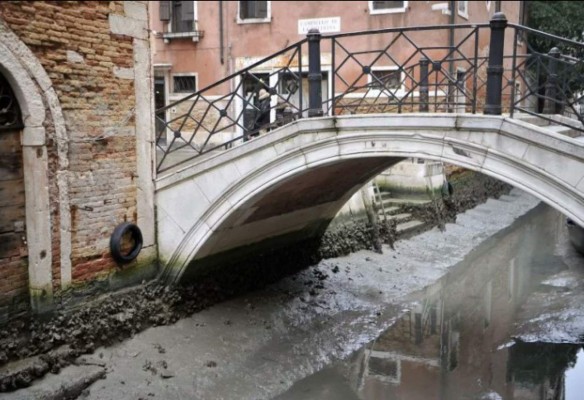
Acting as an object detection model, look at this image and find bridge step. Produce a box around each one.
[373,190,393,201]
[381,212,413,224]
[381,205,401,215]
[514,114,551,127]
[396,220,429,239]
[546,124,579,137]
[382,198,432,206]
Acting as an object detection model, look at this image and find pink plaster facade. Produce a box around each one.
[150,1,522,96]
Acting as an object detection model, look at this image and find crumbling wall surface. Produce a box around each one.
[0,1,155,319]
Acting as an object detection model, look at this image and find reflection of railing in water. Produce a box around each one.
[155,13,584,173]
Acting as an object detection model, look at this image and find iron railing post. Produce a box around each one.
[420,57,429,112]
[484,12,507,115]
[307,29,323,117]
[543,47,561,114]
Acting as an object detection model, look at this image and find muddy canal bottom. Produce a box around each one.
[276,205,584,400]
[68,192,582,400]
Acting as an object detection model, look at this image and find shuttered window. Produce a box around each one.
[371,1,405,10]
[239,1,268,20]
[369,1,408,14]
[160,1,196,32]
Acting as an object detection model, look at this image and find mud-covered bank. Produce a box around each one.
[319,170,512,258]
[0,171,512,392]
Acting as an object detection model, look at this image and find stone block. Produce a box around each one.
[108,14,147,40]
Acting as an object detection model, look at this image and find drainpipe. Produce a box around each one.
[219,0,224,65]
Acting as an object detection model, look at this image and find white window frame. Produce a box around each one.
[170,72,198,98]
[368,1,408,15]
[166,1,198,32]
[237,1,271,24]
[367,66,404,97]
[163,1,199,42]
[457,1,469,19]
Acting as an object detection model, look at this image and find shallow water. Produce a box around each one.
[275,205,584,400]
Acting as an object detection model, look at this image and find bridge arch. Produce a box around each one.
[156,114,584,283]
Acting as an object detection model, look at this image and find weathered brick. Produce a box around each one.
[0,1,146,309]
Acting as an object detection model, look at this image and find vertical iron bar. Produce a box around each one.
[433,68,437,111]
[332,37,336,116]
[298,42,303,119]
[509,28,519,117]
[472,27,479,114]
[484,12,508,115]
[307,29,323,117]
[543,47,560,114]
[420,57,429,112]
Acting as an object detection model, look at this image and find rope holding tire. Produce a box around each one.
[110,222,143,264]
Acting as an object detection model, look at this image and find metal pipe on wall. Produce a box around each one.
[219,0,224,65]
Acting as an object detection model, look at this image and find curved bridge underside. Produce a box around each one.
[155,114,584,284]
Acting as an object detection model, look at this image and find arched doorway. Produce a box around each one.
[0,71,29,318]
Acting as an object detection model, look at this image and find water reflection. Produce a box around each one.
[276,205,584,400]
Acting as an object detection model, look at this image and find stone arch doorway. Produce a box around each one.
[0,71,29,318]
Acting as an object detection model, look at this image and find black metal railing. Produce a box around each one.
[155,13,584,173]
[324,23,488,116]
[155,39,309,172]
[506,23,584,128]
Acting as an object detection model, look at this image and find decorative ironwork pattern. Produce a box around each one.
[155,18,584,174]
[0,73,23,132]
[506,24,584,130]
[325,24,487,116]
[155,40,308,173]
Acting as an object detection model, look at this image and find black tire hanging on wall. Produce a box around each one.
[110,222,143,264]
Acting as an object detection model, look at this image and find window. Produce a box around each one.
[172,75,197,93]
[278,72,300,95]
[0,72,23,132]
[368,68,402,92]
[457,1,469,19]
[369,1,408,14]
[238,1,270,23]
[160,1,201,42]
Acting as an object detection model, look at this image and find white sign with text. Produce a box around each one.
[298,17,341,35]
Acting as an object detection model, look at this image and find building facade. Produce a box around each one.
[150,1,524,150]
[0,1,156,321]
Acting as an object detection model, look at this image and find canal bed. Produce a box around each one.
[10,188,584,400]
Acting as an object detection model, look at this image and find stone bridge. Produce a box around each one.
[153,13,584,283]
[156,113,584,283]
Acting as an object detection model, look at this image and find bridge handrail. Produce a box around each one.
[323,22,490,39]
[157,37,309,113]
[509,23,584,49]
[154,13,584,174]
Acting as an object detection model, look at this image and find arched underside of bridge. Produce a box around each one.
[155,114,584,284]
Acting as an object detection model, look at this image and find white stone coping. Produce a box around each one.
[155,113,584,191]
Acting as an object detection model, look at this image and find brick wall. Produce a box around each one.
[0,1,149,302]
